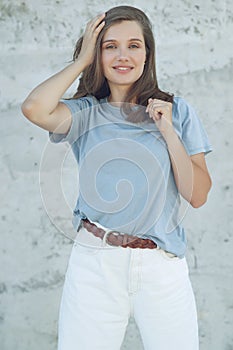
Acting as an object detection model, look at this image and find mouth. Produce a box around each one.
[112,66,134,72]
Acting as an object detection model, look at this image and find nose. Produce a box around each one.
[117,47,129,61]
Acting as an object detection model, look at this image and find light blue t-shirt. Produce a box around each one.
[50,95,212,257]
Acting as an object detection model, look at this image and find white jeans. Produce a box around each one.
[58,227,199,350]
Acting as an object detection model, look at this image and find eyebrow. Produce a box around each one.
[102,38,143,44]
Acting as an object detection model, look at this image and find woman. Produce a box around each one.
[21,5,212,350]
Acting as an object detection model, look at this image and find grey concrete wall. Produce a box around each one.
[0,0,232,349]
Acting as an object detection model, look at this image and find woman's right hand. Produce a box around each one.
[78,13,106,67]
[21,13,106,133]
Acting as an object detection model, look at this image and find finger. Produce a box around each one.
[146,99,166,116]
[151,108,162,121]
[148,110,158,120]
[147,104,160,115]
[146,98,153,112]
[150,103,164,114]
[155,111,162,120]
[94,20,105,35]
[87,17,105,37]
[148,99,164,109]
[89,13,105,28]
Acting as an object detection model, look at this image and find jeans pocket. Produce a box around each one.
[158,247,181,261]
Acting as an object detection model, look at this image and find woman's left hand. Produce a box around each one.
[146,98,173,138]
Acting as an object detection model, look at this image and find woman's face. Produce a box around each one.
[101,21,146,94]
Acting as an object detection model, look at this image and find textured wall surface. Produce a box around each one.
[0,0,233,349]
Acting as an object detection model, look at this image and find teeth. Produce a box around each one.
[116,67,130,70]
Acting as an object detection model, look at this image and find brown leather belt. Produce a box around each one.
[82,219,157,249]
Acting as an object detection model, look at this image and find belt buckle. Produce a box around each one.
[102,230,122,247]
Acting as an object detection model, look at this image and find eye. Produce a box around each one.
[129,43,140,49]
[105,44,117,49]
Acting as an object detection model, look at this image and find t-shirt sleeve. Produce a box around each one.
[49,97,94,145]
[175,97,213,156]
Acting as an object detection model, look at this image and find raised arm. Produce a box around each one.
[21,13,105,133]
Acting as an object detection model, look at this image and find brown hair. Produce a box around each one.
[72,5,173,122]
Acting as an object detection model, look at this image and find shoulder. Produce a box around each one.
[172,96,198,124]
[173,96,192,113]
[62,95,100,110]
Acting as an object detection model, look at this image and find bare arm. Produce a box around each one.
[146,98,212,208]
[21,13,105,133]
[21,60,86,133]
[163,128,212,207]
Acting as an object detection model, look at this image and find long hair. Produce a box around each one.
[72,5,174,122]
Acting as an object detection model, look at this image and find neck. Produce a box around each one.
[108,89,136,106]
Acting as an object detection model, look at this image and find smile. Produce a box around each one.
[113,66,133,72]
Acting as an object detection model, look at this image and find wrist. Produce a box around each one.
[161,126,177,143]
[73,57,88,71]
[162,128,182,152]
